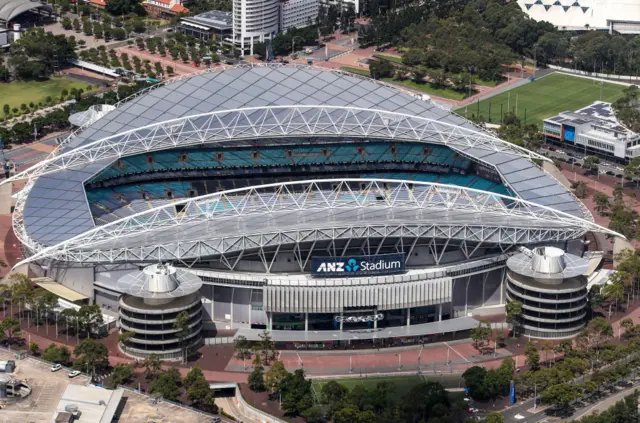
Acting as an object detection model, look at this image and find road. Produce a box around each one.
[541,145,626,177]
[216,396,262,423]
[503,379,640,423]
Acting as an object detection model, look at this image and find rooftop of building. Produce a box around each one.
[181,10,232,30]
[545,101,636,137]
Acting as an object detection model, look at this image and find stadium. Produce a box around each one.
[2,64,619,358]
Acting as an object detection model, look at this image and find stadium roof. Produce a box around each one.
[7,65,607,264]
[15,179,616,266]
[0,0,52,23]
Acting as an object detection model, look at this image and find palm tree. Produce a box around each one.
[594,192,611,216]
[603,275,626,317]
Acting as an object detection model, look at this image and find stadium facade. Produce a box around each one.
[4,65,618,349]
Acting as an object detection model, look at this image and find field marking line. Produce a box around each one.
[443,341,470,363]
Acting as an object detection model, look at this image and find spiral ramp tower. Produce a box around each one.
[506,247,589,339]
[117,264,204,360]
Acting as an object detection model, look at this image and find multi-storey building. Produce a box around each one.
[543,101,640,162]
[233,0,279,55]
[280,0,318,32]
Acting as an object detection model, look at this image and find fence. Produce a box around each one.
[548,65,638,85]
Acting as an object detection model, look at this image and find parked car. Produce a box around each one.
[51,363,62,372]
[68,370,81,378]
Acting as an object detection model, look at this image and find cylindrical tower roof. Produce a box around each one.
[116,264,203,299]
[507,247,589,280]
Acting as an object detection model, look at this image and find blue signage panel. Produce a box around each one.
[311,253,406,278]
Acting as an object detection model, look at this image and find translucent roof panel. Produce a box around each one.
[21,65,592,250]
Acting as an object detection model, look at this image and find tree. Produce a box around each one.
[73,338,109,375]
[174,310,191,363]
[540,383,580,409]
[505,300,524,338]
[106,0,146,16]
[42,343,70,364]
[117,330,135,346]
[29,341,39,355]
[62,17,72,30]
[594,192,611,216]
[77,304,103,337]
[334,407,358,423]
[486,411,504,423]
[301,406,325,423]
[257,329,276,365]
[369,59,394,80]
[470,320,491,353]
[525,342,540,371]
[621,317,634,337]
[183,365,206,390]
[234,335,250,359]
[150,368,182,401]
[73,18,81,32]
[248,363,266,392]
[265,360,289,394]
[106,363,134,388]
[321,379,349,418]
[1,317,20,341]
[462,366,490,400]
[184,365,217,411]
[583,155,600,173]
[280,369,313,416]
[144,353,162,379]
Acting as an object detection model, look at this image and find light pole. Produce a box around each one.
[291,36,304,57]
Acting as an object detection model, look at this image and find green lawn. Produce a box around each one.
[340,66,371,77]
[454,72,627,127]
[373,53,404,64]
[311,374,465,401]
[0,77,89,118]
[340,66,466,100]
[380,77,466,100]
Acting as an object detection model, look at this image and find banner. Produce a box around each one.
[311,253,405,278]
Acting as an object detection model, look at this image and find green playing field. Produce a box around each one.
[454,72,627,127]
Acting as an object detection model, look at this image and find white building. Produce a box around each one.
[233,0,279,55]
[543,101,640,161]
[280,0,318,32]
[517,0,640,33]
[320,0,359,14]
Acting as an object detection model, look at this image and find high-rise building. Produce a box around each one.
[233,0,279,55]
[280,0,318,33]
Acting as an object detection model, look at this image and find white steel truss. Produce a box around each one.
[14,179,618,267]
[3,105,549,185]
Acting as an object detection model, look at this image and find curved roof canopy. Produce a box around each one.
[0,0,51,23]
[9,65,601,260]
[14,179,618,267]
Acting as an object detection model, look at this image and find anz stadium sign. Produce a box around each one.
[311,253,406,278]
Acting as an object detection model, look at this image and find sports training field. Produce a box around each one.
[311,374,465,401]
[454,72,627,127]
